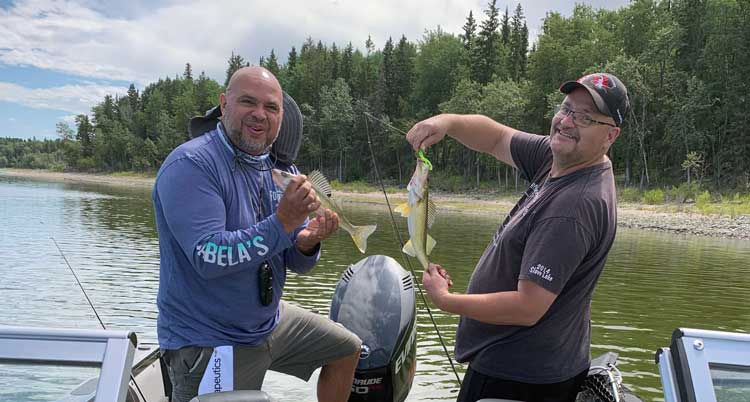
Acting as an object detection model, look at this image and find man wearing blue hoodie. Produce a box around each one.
[152,66,361,402]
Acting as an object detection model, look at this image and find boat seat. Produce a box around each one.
[188,390,277,402]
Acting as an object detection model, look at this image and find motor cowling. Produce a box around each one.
[330,255,417,402]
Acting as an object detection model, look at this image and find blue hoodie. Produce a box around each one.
[153,124,319,349]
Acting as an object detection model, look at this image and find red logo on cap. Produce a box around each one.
[592,75,612,89]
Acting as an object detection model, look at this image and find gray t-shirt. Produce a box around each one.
[454,131,617,383]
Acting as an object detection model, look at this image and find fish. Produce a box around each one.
[271,169,377,254]
[394,157,436,269]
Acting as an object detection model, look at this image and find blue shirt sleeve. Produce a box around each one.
[156,155,308,279]
[284,232,320,275]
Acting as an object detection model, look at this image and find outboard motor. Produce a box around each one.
[330,255,417,402]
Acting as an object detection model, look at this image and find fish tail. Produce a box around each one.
[402,239,416,257]
[351,224,377,253]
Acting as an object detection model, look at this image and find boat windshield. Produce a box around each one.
[0,364,99,402]
[709,363,750,401]
[657,328,750,402]
[0,326,136,402]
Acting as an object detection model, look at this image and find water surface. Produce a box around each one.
[1,175,748,401]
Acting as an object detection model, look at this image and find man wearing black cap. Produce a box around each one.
[406,72,629,402]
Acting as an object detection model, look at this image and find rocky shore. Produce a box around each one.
[3,168,748,240]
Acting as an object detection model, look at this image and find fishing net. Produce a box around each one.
[576,352,643,402]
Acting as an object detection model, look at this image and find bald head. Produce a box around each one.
[226,66,281,96]
[219,66,284,156]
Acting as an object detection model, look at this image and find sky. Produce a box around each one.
[0,0,631,140]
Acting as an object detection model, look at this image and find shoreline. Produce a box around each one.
[3,168,748,240]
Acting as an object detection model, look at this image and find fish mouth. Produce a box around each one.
[271,169,290,188]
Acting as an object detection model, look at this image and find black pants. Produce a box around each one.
[162,347,213,402]
[456,365,588,402]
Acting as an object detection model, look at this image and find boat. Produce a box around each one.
[2,255,749,402]
[0,255,417,402]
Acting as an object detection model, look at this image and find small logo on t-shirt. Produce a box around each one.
[528,264,553,282]
[270,189,283,203]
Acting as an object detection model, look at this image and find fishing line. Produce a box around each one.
[364,111,410,137]
[51,236,149,402]
[363,114,463,387]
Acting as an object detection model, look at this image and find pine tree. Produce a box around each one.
[509,4,528,80]
[672,0,707,73]
[183,62,193,80]
[501,6,510,44]
[225,52,247,86]
[461,11,477,49]
[329,43,340,79]
[127,83,139,111]
[75,114,94,157]
[365,35,374,56]
[462,11,483,83]
[393,35,416,117]
[381,37,397,117]
[340,42,354,85]
[265,49,280,76]
[287,46,298,72]
[477,0,501,84]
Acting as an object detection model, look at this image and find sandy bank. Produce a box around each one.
[3,168,748,240]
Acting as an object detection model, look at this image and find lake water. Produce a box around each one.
[1,174,748,401]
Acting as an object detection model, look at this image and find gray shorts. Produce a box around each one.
[163,301,361,401]
[233,301,361,388]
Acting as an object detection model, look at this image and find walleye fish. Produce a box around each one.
[272,169,377,254]
[395,157,436,269]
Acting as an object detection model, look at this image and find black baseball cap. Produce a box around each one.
[560,73,630,127]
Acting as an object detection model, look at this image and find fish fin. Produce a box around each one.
[425,234,437,255]
[427,199,437,228]
[308,170,333,197]
[394,202,411,217]
[402,239,416,257]
[350,224,377,254]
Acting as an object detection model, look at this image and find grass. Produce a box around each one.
[109,171,156,178]
[643,189,665,205]
[694,192,750,216]
[618,185,750,217]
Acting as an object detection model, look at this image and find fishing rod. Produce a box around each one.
[363,113,463,387]
[51,236,149,402]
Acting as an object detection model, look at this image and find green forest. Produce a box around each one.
[2,0,749,201]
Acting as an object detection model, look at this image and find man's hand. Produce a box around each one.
[276,174,320,233]
[296,208,339,255]
[422,263,453,309]
[406,114,453,151]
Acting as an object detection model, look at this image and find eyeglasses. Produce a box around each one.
[554,104,615,128]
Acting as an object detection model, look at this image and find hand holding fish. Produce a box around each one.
[296,208,340,255]
[406,114,452,151]
[272,169,377,253]
[276,174,320,233]
[423,263,453,308]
